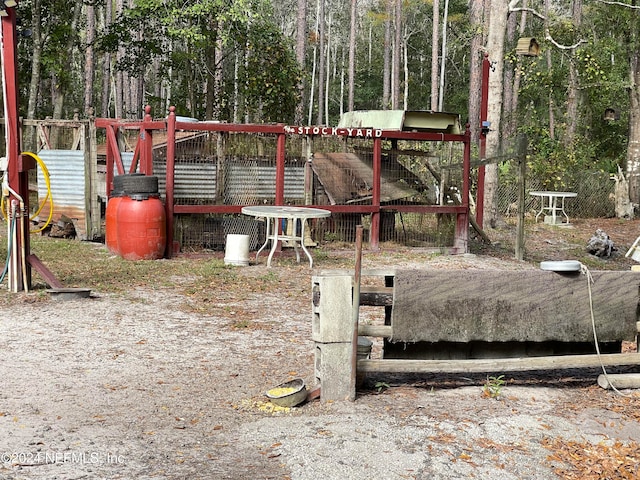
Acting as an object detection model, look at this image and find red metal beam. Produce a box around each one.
[2,7,31,291]
[370,137,382,250]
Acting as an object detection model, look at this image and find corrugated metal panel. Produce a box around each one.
[154,161,217,201]
[225,161,304,204]
[152,158,304,205]
[37,150,88,238]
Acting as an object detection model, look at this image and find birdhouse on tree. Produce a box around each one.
[603,108,620,121]
[516,37,540,57]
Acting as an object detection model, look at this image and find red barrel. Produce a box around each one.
[116,194,166,260]
[105,195,122,254]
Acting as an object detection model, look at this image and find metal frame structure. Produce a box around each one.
[96,106,472,259]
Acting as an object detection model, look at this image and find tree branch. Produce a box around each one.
[508,0,588,51]
[594,0,640,9]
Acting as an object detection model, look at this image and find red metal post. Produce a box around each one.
[476,53,490,229]
[275,132,286,205]
[454,124,472,253]
[141,105,154,174]
[165,107,177,258]
[2,7,31,290]
[370,137,382,251]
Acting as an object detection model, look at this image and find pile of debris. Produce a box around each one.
[586,229,616,258]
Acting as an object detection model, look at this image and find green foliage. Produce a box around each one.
[237,22,302,123]
[482,375,505,400]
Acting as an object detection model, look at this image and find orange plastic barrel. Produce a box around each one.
[116,194,166,260]
[105,194,122,254]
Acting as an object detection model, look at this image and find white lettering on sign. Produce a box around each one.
[284,126,383,138]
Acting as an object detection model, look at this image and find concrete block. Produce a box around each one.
[314,341,354,401]
[311,275,353,343]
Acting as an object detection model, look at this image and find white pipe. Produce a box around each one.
[10,200,17,292]
[5,200,10,290]
[19,200,28,293]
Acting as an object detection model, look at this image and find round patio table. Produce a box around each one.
[241,206,331,267]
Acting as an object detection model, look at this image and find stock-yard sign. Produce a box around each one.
[284,126,383,138]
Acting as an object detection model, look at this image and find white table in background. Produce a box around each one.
[529,191,577,225]
[241,206,331,267]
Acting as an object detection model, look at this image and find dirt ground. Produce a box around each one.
[1,217,639,479]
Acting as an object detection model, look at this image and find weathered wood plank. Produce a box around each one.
[359,286,393,306]
[358,324,392,337]
[390,269,639,343]
[358,352,640,374]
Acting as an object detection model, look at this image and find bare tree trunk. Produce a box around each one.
[627,44,640,204]
[467,0,483,143]
[403,28,408,109]
[501,3,517,139]
[324,14,331,124]
[544,0,555,140]
[483,0,509,228]
[347,0,357,112]
[391,0,402,109]
[205,20,218,120]
[51,0,82,146]
[430,0,439,111]
[295,0,308,123]
[115,0,124,118]
[308,1,319,124]
[564,0,582,147]
[382,0,392,109]
[438,0,449,111]
[316,0,325,124]
[101,0,112,117]
[504,3,527,141]
[25,0,42,151]
[84,1,96,117]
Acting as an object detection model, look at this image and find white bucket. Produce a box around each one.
[224,234,250,266]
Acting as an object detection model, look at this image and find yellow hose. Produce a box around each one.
[23,151,54,233]
[1,151,54,233]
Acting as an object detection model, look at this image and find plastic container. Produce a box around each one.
[105,193,123,254]
[224,234,250,266]
[116,194,166,260]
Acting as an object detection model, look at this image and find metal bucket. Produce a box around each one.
[224,234,250,266]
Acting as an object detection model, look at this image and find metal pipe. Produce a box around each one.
[19,200,28,292]
[10,200,17,292]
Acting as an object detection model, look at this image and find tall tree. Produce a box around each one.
[627,2,640,204]
[347,0,357,112]
[295,0,308,123]
[382,0,392,109]
[564,0,582,147]
[84,0,96,116]
[392,0,402,108]
[482,0,509,228]
[430,0,439,111]
[25,0,43,151]
[316,0,326,124]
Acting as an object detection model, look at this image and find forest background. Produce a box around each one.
[7,0,640,225]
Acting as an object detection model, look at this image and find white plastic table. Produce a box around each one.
[529,191,577,224]
[241,206,331,267]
